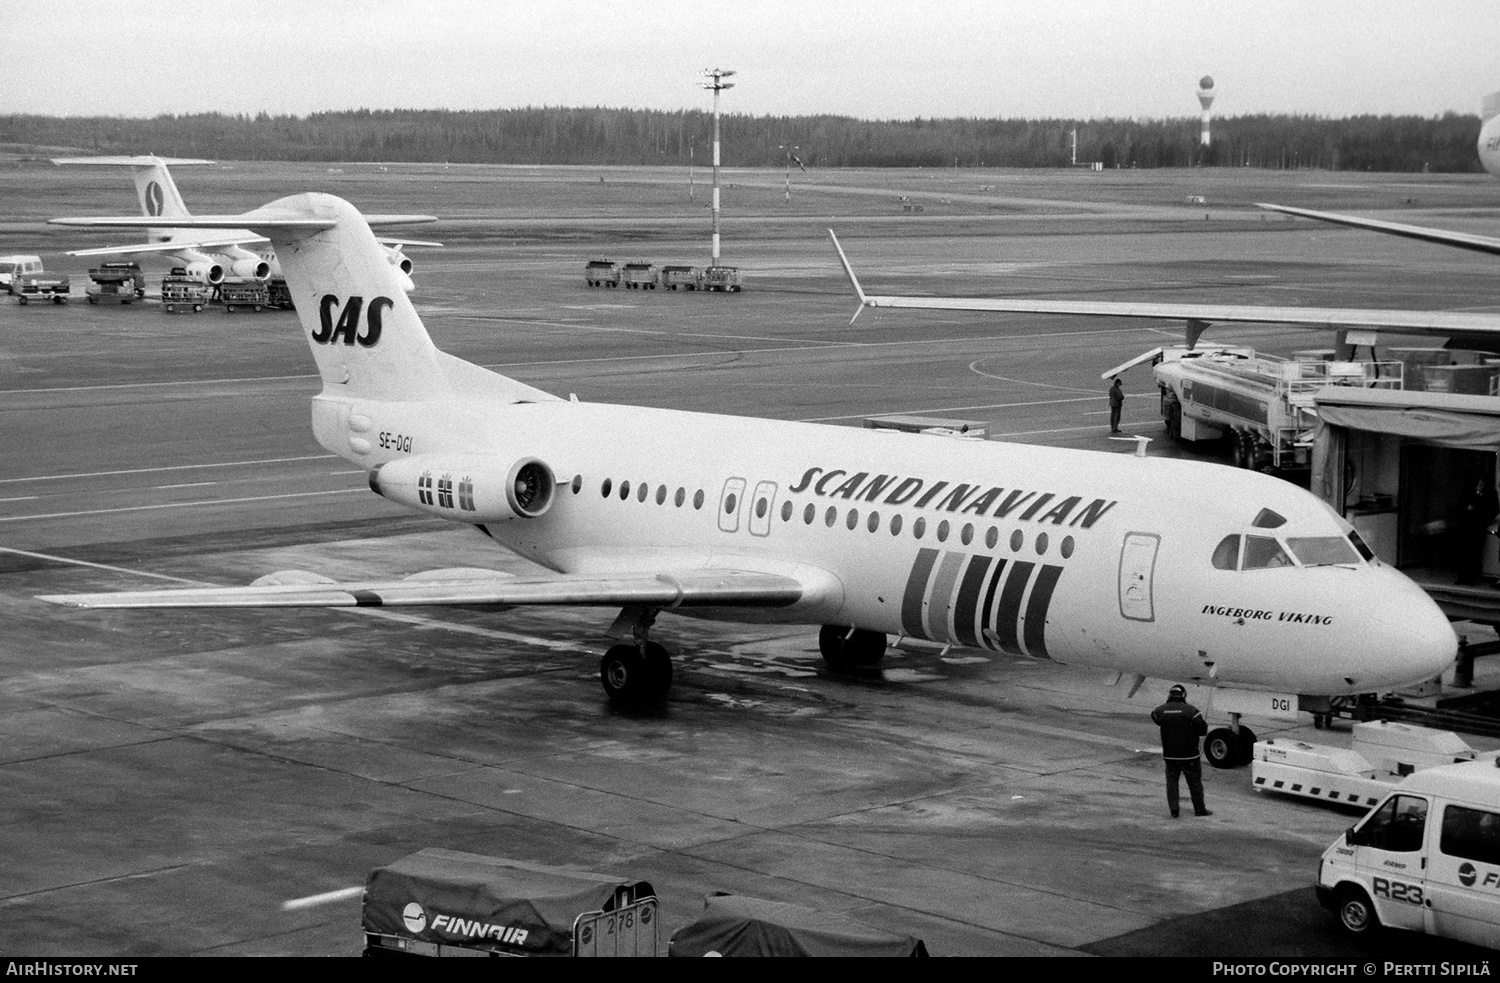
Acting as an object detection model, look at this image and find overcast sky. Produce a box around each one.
[10,0,1495,121]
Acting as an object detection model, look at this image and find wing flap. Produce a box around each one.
[37,568,804,610]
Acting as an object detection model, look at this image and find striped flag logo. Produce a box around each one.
[900,547,1064,660]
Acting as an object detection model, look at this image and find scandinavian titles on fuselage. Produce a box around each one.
[787,466,1117,529]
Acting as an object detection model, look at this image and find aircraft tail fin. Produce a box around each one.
[1482,91,1500,123]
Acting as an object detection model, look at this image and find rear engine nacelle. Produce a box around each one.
[385,246,414,276]
[184,261,224,285]
[369,455,555,523]
[227,257,271,281]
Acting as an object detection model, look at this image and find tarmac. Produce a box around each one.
[2,163,1499,957]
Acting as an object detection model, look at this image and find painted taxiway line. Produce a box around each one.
[0,546,204,585]
[0,488,366,523]
[1,455,336,485]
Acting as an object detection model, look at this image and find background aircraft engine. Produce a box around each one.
[227,257,271,281]
[183,261,224,285]
[369,455,556,522]
[385,247,414,276]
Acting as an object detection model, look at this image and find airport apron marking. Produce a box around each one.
[901,548,1064,659]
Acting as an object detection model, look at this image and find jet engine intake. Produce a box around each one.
[183,261,224,285]
[369,455,555,523]
[385,247,414,276]
[227,257,271,281]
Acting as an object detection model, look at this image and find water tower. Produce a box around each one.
[1197,76,1216,147]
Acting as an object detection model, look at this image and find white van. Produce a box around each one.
[1319,759,1500,948]
[0,255,43,293]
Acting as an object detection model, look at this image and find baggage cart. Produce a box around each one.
[362,848,659,958]
[161,275,210,314]
[14,273,70,304]
[621,262,659,290]
[662,265,702,290]
[584,260,621,288]
[701,265,742,292]
[266,278,295,310]
[220,279,271,312]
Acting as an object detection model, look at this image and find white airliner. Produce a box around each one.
[51,156,438,290]
[41,195,1456,769]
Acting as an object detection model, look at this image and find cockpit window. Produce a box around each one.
[1242,535,1293,570]
[1287,535,1364,567]
[1251,508,1287,529]
[1348,530,1375,562]
[1211,534,1241,571]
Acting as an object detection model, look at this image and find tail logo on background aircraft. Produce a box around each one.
[901,547,1064,659]
[314,295,392,347]
[145,181,164,216]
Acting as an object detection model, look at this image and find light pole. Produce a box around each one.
[700,68,735,265]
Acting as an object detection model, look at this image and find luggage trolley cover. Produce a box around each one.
[668,893,928,957]
[363,848,655,956]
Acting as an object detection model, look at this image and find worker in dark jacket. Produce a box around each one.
[1150,684,1212,818]
[1108,377,1125,433]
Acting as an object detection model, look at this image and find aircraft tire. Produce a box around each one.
[818,625,887,670]
[1235,726,1257,765]
[1204,727,1239,769]
[1334,885,1380,937]
[600,644,653,706]
[643,641,673,697]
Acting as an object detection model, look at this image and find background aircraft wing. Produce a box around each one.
[828,229,1500,343]
[37,568,804,610]
[376,237,444,248]
[65,233,271,258]
[1258,202,1500,257]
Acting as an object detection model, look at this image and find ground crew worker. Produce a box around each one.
[1150,684,1212,818]
[1108,377,1124,433]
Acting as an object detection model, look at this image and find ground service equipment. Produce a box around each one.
[362,848,659,958]
[1252,720,1499,810]
[160,275,210,313]
[14,272,70,304]
[584,260,621,288]
[668,894,927,956]
[1147,345,1403,472]
[621,262,659,289]
[220,279,271,312]
[701,265,742,292]
[266,278,295,310]
[0,255,42,293]
[85,263,145,304]
[661,265,702,290]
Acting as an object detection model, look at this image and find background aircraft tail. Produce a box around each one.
[53,155,210,219]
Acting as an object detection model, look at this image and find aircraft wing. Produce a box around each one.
[37,568,804,610]
[828,229,1500,343]
[65,233,271,258]
[1258,203,1500,257]
[52,212,435,230]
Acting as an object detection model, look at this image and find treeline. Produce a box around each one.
[0,107,1483,172]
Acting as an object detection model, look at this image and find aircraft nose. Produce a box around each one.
[1366,573,1457,689]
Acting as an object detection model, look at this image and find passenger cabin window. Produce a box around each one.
[1286,536,1363,567]
[1355,794,1429,853]
[1242,536,1292,570]
[1441,805,1500,866]
[1212,535,1241,571]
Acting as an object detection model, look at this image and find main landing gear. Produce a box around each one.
[599,606,673,708]
[1205,712,1257,769]
[818,624,888,671]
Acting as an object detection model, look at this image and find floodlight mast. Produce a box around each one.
[700,68,735,264]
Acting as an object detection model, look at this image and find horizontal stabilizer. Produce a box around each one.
[53,156,216,167]
[38,568,805,610]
